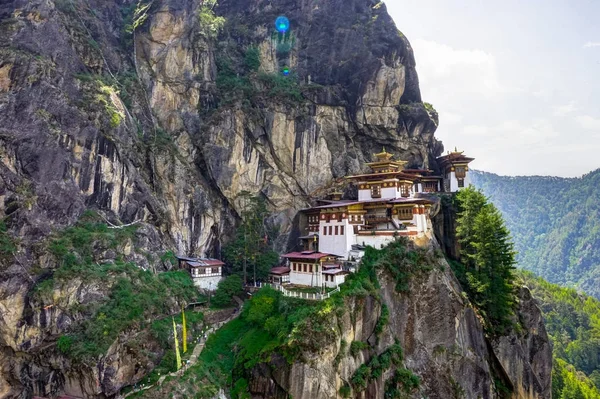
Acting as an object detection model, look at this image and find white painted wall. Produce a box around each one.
[355,234,397,250]
[319,219,353,257]
[450,171,459,192]
[193,276,222,291]
[381,186,399,200]
[358,189,371,201]
[290,270,321,287]
[324,273,347,288]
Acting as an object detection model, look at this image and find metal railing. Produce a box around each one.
[254,282,341,301]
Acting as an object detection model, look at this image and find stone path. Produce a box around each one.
[121,297,244,398]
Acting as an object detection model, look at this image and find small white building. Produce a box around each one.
[437,149,475,192]
[279,251,346,288]
[177,256,224,291]
[269,266,291,285]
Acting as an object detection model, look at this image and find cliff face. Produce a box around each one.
[0,1,550,398]
[245,234,553,399]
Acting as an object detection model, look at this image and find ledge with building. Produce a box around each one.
[272,148,474,290]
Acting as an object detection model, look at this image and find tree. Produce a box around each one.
[455,186,517,334]
[223,191,279,285]
[211,275,243,308]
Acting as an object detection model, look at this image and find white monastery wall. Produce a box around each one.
[193,276,222,290]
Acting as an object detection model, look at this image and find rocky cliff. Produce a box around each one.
[241,233,552,399]
[0,0,550,398]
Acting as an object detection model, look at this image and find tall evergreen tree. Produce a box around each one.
[455,187,517,334]
[223,191,279,284]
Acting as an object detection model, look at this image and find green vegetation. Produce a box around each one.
[256,72,303,102]
[211,275,244,308]
[385,368,421,398]
[471,169,600,299]
[350,340,370,357]
[519,271,600,398]
[350,342,418,395]
[58,267,199,360]
[38,211,201,361]
[244,47,260,72]
[198,0,226,39]
[423,102,437,114]
[45,210,137,282]
[223,192,279,285]
[452,186,517,335]
[139,238,428,398]
[0,219,16,262]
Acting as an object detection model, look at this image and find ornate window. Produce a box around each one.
[400,184,410,198]
[397,207,413,221]
[457,178,465,188]
[455,166,466,178]
[371,185,381,198]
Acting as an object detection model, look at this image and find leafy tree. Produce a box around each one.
[212,275,243,308]
[198,0,225,39]
[455,186,517,334]
[223,191,279,285]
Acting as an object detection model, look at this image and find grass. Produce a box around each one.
[133,238,429,397]
[39,211,202,361]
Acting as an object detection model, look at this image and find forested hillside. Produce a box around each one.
[471,169,600,298]
[519,271,600,399]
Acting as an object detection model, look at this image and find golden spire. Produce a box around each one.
[374,147,393,161]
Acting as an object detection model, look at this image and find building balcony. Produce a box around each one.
[364,215,391,224]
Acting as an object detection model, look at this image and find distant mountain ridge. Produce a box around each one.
[471,169,600,298]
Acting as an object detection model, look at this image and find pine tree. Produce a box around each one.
[455,186,517,334]
[223,191,279,284]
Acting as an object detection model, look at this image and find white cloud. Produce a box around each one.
[553,102,577,117]
[440,111,464,125]
[583,42,600,48]
[575,115,600,130]
[411,39,510,99]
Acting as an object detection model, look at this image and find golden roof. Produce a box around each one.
[373,147,394,161]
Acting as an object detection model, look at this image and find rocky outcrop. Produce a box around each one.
[247,237,552,399]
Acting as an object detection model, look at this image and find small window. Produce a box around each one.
[335,226,339,235]
[304,264,307,273]
[323,226,327,236]
[340,226,345,235]
[458,178,465,188]
[309,264,313,273]
[329,226,333,235]
[371,185,381,198]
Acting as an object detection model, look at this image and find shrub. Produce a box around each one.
[211,275,243,308]
[339,384,352,398]
[244,47,260,72]
[350,340,370,357]
[57,336,73,353]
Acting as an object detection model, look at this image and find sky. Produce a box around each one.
[384,0,600,177]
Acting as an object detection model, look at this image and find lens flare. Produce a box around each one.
[275,16,290,33]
